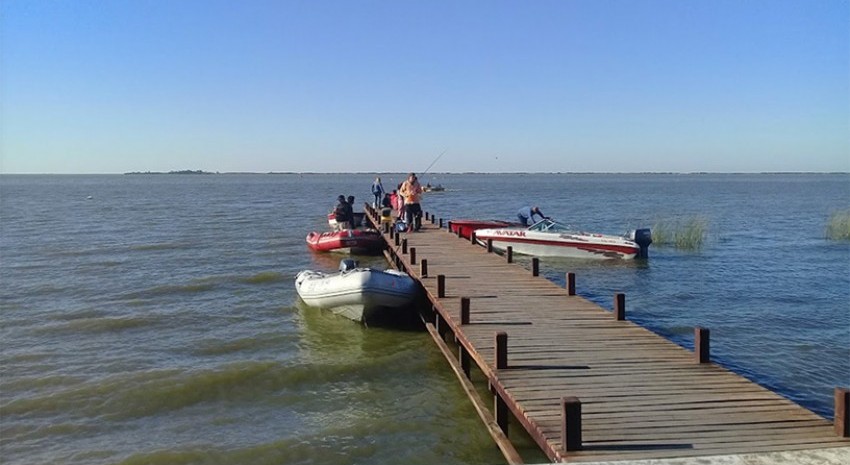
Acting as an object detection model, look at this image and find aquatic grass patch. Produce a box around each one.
[651,216,709,250]
[826,209,850,241]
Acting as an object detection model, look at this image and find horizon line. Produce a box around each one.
[2,171,850,176]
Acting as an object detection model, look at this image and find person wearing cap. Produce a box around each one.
[517,206,547,226]
[399,172,423,232]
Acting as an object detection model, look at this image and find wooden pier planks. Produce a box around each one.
[370,210,849,463]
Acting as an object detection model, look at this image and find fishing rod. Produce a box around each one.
[422,149,447,175]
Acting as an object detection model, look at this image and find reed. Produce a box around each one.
[651,216,708,250]
[826,209,850,241]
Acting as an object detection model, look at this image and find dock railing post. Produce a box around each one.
[384,222,390,234]
[437,274,446,298]
[561,397,583,452]
[401,238,408,254]
[506,246,513,263]
[394,233,400,247]
[446,220,452,233]
[836,387,850,437]
[532,258,539,276]
[461,297,470,325]
[695,327,710,363]
[487,239,493,253]
[410,247,416,264]
[439,218,443,228]
[470,231,477,245]
[566,272,576,296]
[614,293,625,320]
[420,259,428,277]
[495,332,508,369]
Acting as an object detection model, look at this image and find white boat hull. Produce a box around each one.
[474,220,648,260]
[295,268,417,322]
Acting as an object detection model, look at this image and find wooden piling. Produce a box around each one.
[487,238,493,253]
[695,327,710,364]
[461,297,470,324]
[561,397,583,452]
[566,272,576,296]
[420,259,428,277]
[471,231,477,245]
[437,274,446,298]
[495,394,509,435]
[394,233,400,246]
[506,246,513,263]
[401,238,408,254]
[410,247,416,264]
[532,258,539,277]
[836,387,850,437]
[614,293,625,320]
[495,331,508,369]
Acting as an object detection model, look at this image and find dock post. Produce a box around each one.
[446,220,452,233]
[566,272,576,296]
[470,231,477,245]
[695,327,710,363]
[532,258,539,276]
[836,387,850,437]
[506,246,513,263]
[394,233,400,247]
[425,211,429,221]
[487,239,493,253]
[401,238,408,254]
[440,218,444,228]
[437,275,446,298]
[420,259,428,277]
[457,226,463,238]
[383,222,390,234]
[461,297,470,324]
[410,247,416,264]
[495,332,508,369]
[495,393,509,435]
[614,293,625,320]
[431,215,435,224]
[389,225,395,239]
[561,397,583,451]
[459,345,471,378]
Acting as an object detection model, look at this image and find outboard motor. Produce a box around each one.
[630,228,653,259]
[339,259,358,272]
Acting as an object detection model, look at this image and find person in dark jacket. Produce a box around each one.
[333,195,351,230]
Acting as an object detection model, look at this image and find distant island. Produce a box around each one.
[124,170,216,175]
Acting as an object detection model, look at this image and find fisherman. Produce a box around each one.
[517,206,547,227]
[399,172,423,232]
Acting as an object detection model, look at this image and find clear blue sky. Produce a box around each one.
[1,0,848,173]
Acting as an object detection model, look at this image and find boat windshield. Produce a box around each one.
[528,218,572,232]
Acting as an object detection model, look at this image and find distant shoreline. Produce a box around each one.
[2,171,847,176]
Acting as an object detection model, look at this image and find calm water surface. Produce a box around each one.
[1,173,848,465]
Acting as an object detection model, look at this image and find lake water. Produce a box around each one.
[1,173,848,465]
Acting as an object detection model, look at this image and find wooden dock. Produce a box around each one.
[365,206,849,463]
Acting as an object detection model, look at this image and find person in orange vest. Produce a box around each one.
[399,172,423,232]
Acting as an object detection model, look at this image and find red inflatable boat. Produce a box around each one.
[306,229,383,254]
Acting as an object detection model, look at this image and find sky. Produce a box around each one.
[1,0,848,174]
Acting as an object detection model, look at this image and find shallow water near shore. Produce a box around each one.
[1,173,848,465]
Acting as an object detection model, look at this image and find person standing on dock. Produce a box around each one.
[517,206,547,226]
[370,177,384,208]
[400,172,423,232]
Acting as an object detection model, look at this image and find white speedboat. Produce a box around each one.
[473,218,652,260]
[295,259,418,322]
